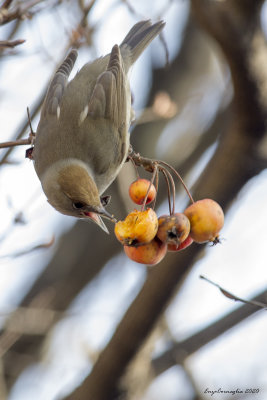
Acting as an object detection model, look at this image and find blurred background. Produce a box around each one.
[0,0,267,399]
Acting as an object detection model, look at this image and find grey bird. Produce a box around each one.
[33,20,165,233]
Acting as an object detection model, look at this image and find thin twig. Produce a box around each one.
[120,0,144,19]
[158,160,194,204]
[78,0,97,25]
[0,39,25,48]
[151,167,159,211]
[128,151,155,173]
[27,106,35,136]
[0,0,96,165]
[200,275,267,310]
[159,30,169,67]
[127,155,140,180]
[0,91,44,165]
[1,0,13,8]
[0,236,55,259]
[0,138,32,149]
[129,151,193,202]
[159,166,176,214]
[0,0,46,25]
[141,164,158,211]
[129,150,194,211]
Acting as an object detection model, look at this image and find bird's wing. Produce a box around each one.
[87,44,127,132]
[41,50,78,118]
[76,45,129,184]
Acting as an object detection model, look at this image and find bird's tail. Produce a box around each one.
[120,20,165,71]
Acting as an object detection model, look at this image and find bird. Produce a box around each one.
[33,20,165,233]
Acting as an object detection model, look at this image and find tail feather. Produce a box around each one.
[120,20,165,71]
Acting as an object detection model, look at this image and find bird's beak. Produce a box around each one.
[85,212,109,234]
[97,207,117,223]
[83,207,116,234]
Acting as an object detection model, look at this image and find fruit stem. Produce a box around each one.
[141,165,158,212]
[152,167,159,211]
[128,155,140,180]
[128,149,194,205]
[160,167,174,214]
[158,160,194,204]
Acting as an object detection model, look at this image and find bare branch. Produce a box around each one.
[0,286,61,357]
[27,106,35,136]
[0,0,96,165]
[78,0,97,26]
[128,150,194,205]
[0,137,32,149]
[0,236,55,259]
[120,0,144,20]
[0,39,25,48]
[0,92,43,165]
[0,0,46,25]
[1,0,13,8]
[152,287,267,377]
[200,275,267,310]
[4,305,63,336]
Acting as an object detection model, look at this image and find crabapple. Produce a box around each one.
[184,199,224,243]
[124,237,167,265]
[115,208,158,246]
[129,179,156,205]
[157,213,190,246]
[167,235,194,252]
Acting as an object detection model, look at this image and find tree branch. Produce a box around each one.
[0,39,25,48]
[1,0,13,9]
[0,137,32,149]
[152,287,267,377]
[200,275,267,310]
[0,0,46,25]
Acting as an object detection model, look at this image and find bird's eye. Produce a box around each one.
[72,201,86,209]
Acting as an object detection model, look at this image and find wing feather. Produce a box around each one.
[88,45,127,131]
[41,49,78,118]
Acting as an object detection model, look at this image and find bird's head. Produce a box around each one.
[40,160,115,233]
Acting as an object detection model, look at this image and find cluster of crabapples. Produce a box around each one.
[114,178,224,266]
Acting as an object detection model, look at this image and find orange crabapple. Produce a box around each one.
[114,208,158,246]
[124,237,167,265]
[167,235,194,252]
[129,178,156,205]
[184,199,224,243]
[157,213,190,246]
